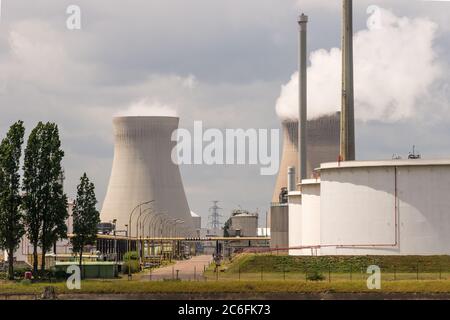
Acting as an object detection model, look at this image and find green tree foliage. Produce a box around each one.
[22,122,44,273]
[0,121,25,280]
[23,122,68,272]
[71,173,100,270]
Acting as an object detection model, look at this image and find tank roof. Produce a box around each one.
[320,159,450,170]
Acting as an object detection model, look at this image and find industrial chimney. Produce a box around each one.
[101,116,195,237]
[340,0,355,161]
[298,13,308,182]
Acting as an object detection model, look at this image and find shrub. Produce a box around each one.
[122,260,140,274]
[123,251,139,261]
[13,266,32,279]
[307,270,325,281]
[54,270,68,280]
[0,272,7,280]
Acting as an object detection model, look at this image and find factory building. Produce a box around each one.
[101,116,195,237]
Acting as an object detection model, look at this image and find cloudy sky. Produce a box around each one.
[1,0,450,227]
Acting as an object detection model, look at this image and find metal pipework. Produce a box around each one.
[298,13,308,182]
[340,0,355,161]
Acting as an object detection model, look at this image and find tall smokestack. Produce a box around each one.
[298,13,308,182]
[340,0,355,161]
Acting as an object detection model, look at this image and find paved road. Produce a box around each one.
[141,255,213,281]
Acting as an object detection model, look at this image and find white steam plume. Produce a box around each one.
[276,7,442,122]
[116,99,178,117]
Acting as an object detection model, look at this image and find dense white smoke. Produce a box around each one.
[116,99,178,117]
[276,7,442,122]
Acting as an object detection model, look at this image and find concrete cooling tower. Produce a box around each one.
[101,116,195,237]
[272,112,340,202]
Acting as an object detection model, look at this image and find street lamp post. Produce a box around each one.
[136,208,153,263]
[127,200,154,280]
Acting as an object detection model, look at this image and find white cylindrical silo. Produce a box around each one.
[101,116,195,237]
[319,160,450,255]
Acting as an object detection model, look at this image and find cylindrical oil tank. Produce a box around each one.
[230,214,258,237]
[319,160,450,255]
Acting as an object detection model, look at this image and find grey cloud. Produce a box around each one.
[1,0,450,224]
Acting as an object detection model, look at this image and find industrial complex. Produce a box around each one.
[2,0,450,279]
[270,0,450,257]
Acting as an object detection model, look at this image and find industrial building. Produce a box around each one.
[271,1,450,256]
[101,116,195,237]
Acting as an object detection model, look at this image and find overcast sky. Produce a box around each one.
[1,0,450,227]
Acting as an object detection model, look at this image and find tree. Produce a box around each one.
[23,122,68,272]
[0,121,25,280]
[71,173,100,271]
[38,123,68,272]
[22,122,44,273]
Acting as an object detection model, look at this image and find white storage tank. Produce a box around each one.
[319,160,450,255]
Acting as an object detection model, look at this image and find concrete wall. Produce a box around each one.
[270,204,289,250]
[288,192,302,256]
[319,161,450,255]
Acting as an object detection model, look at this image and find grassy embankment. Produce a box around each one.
[2,254,450,295]
[204,254,450,281]
[3,279,450,295]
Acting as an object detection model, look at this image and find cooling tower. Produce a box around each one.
[101,116,195,237]
[271,113,340,202]
[272,120,298,202]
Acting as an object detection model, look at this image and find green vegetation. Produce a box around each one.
[71,173,100,270]
[123,251,140,274]
[2,279,450,295]
[23,122,68,272]
[223,254,450,274]
[0,121,26,280]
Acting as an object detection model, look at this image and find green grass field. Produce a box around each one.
[3,279,450,295]
[2,254,450,296]
[203,254,450,282]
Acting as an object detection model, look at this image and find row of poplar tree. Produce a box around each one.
[0,121,100,280]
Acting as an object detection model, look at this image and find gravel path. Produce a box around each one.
[140,255,213,281]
